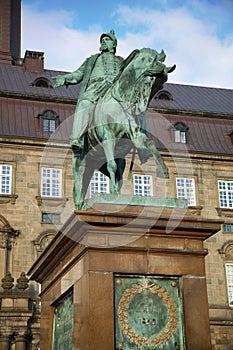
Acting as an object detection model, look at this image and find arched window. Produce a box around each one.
[155,90,173,101]
[37,110,60,132]
[32,77,52,88]
[173,122,188,144]
[33,230,56,257]
[219,241,233,307]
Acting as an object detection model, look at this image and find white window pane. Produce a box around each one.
[226,264,233,306]
[90,171,109,197]
[0,165,12,194]
[133,174,152,197]
[176,177,196,206]
[41,167,62,197]
[180,131,186,143]
[218,180,233,208]
[174,130,181,142]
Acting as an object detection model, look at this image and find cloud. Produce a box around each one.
[21,4,103,71]
[21,3,233,88]
[115,5,233,88]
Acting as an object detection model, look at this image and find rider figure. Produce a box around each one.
[53,30,124,152]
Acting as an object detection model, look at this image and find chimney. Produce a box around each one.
[23,50,44,72]
[0,0,21,64]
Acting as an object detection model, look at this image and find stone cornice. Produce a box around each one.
[149,107,233,120]
[0,90,76,105]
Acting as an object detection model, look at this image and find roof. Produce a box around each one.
[0,96,74,140]
[151,83,233,116]
[0,62,233,155]
[0,63,80,100]
[147,112,233,155]
[1,63,233,116]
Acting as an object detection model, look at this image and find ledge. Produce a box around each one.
[186,206,203,216]
[84,193,187,210]
[216,207,233,218]
[0,194,18,204]
[28,204,223,283]
[35,196,68,207]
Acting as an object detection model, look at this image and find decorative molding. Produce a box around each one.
[0,214,20,236]
[33,230,56,255]
[117,280,177,347]
[216,208,233,218]
[187,206,203,216]
[35,196,68,208]
[218,240,233,259]
[0,194,18,204]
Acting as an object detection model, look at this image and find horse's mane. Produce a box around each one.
[113,49,140,84]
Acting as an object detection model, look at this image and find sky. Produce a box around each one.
[21,0,233,89]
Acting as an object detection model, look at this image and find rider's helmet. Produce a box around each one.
[100,29,117,48]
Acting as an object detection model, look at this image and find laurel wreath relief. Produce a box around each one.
[117,280,177,348]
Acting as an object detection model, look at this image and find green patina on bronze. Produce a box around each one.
[84,193,187,210]
[114,275,185,349]
[53,30,176,210]
[52,290,73,350]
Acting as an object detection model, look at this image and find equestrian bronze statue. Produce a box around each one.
[53,32,175,209]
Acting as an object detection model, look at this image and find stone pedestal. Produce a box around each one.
[29,203,222,350]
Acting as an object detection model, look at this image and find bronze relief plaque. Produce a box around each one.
[52,290,73,350]
[114,275,185,349]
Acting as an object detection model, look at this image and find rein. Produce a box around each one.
[109,71,151,180]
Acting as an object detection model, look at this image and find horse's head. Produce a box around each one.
[136,48,175,80]
[114,47,175,109]
[132,48,176,104]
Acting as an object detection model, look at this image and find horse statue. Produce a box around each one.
[72,48,176,209]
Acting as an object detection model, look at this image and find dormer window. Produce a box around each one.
[32,77,52,88]
[174,122,188,144]
[155,90,173,101]
[37,110,60,132]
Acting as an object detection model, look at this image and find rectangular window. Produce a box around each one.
[0,164,12,194]
[42,118,56,132]
[42,213,60,224]
[133,174,152,196]
[223,224,233,233]
[176,177,196,206]
[90,171,109,197]
[41,167,62,198]
[218,180,233,208]
[225,264,233,306]
[174,130,186,143]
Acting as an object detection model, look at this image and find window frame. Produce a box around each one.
[133,174,153,197]
[173,122,188,144]
[225,263,233,307]
[0,164,13,195]
[222,223,233,233]
[176,177,196,206]
[155,90,173,101]
[90,171,109,197]
[37,110,60,133]
[218,180,233,209]
[41,212,61,224]
[40,167,62,198]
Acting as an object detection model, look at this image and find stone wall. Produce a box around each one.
[0,135,233,348]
